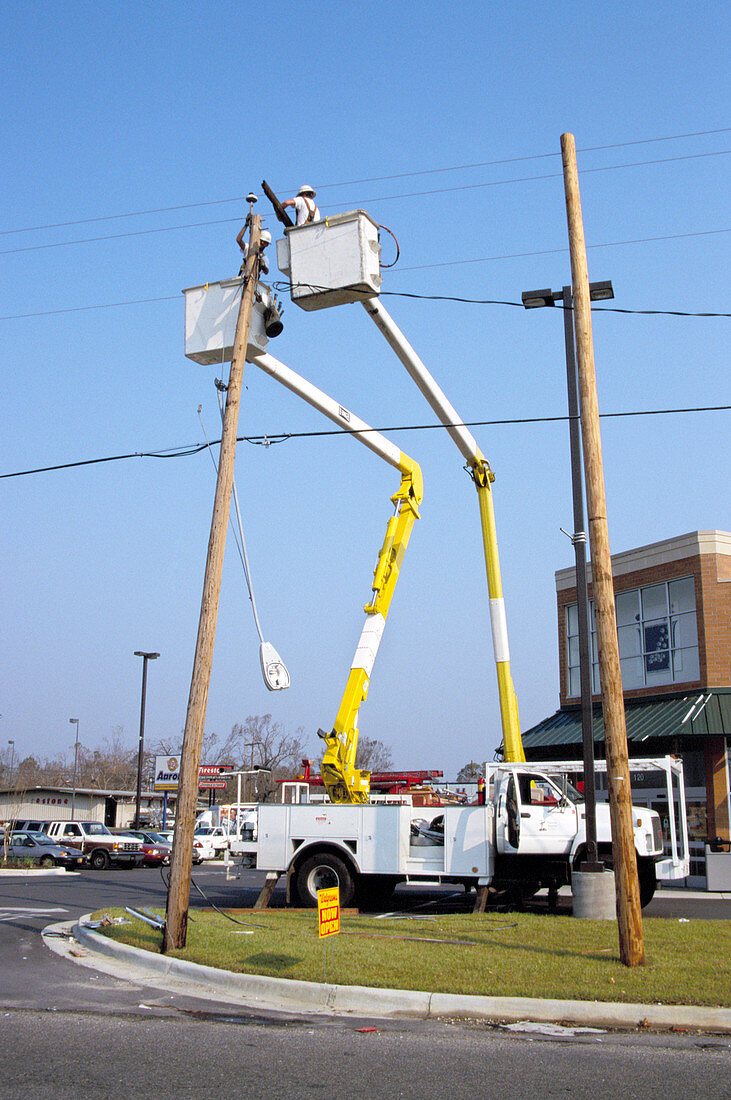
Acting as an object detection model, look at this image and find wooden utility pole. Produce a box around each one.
[561,133,645,967]
[164,215,261,952]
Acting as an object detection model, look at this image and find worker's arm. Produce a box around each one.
[236,225,247,252]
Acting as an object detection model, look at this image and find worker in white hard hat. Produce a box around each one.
[236,224,271,275]
[282,185,321,227]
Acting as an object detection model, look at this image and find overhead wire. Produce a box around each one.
[2,254,731,322]
[1,149,729,256]
[2,405,728,480]
[3,127,729,236]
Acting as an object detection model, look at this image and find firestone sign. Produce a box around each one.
[154,755,181,792]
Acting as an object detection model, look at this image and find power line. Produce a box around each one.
[394,228,731,273]
[2,149,728,257]
[2,272,730,323]
[316,128,731,188]
[2,405,728,480]
[1,238,729,323]
[3,128,729,236]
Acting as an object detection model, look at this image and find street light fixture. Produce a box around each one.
[7,741,15,787]
[521,279,614,872]
[134,652,159,829]
[69,718,80,816]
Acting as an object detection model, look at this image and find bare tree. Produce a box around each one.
[232,715,310,802]
[355,735,393,773]
[456,761,484,783]
[152,716,311,804]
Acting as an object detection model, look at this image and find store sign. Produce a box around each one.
[317,887,340,938]
[154,755,181,792]
[198,763,233,790]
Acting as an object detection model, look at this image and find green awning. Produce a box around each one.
[521,690,731,751]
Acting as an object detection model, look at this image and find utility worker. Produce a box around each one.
[236,225,271,275]
[282,184,320,226]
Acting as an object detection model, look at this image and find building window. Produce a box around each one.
[566,576,699,696]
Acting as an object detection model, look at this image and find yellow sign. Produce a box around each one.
[317,886,340,938]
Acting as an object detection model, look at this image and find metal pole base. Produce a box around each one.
[571,869,616,919]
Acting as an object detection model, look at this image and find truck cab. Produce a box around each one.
[489,763,666,906]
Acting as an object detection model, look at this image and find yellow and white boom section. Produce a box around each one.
[360,297,524,763]
[246,348,423,803]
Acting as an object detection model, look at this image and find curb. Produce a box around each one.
[73,918,731,1033]
[0,867,70,877]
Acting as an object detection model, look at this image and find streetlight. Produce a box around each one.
[69,719,80,816]
[7,741,15,787]
[521,279,614,872]
[134,652,159,829]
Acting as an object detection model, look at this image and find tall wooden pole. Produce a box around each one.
[164,215,261,952]
[561,134,645,967]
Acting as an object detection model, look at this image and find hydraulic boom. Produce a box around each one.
[361,297,525,763]
[246,347,422,802]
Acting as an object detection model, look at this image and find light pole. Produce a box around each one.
[7,741,15,787]
[521,279,614,872]
[69,719,80,816]
[134,652,159,829]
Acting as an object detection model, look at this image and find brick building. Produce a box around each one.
[522,530,730,887]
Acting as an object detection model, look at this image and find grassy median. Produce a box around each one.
[91,907,730,1007]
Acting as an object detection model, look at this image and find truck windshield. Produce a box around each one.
[85,823,111,835]
[547,775,585,803]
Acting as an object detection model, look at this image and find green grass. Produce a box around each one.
[91,907,730,1008]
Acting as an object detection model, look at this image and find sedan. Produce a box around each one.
[116,829,173,866]
[142,829,215,864]
[4,831,88,870]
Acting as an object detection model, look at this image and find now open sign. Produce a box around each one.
[317,887,340,938]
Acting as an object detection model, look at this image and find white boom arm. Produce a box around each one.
[246,347,422,802]
[361,296,524,762]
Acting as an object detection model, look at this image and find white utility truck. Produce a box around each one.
[230,756,687,909]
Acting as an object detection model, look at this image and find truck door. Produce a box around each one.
[497,772,578,856]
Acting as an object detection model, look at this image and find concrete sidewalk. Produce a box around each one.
[46,915,731,1035]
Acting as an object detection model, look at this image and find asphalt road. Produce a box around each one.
[0,866,729,1098]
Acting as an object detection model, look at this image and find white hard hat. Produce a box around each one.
[297,184,316,197]
[260,230,272,245]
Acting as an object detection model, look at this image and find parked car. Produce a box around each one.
[192,835,216,863]
[113,829,172,866]
[156,828,215,864]
[193,825,231,856]
[3,830,88,870]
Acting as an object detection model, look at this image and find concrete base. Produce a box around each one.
[571,869,616,919]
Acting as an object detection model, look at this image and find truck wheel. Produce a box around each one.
[294,853,355,908]
[89,849,110,870]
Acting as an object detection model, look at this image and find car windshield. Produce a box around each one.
[194,827,212,835]
[25,832,55,845]
[145,832,169,844]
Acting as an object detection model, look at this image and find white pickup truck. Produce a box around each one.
[230,757,688,910]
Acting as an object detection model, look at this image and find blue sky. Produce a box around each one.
[2,1,728,778]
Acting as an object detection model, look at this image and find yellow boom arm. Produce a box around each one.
[319,455,422,802]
